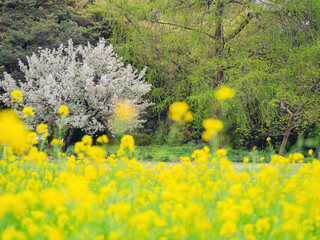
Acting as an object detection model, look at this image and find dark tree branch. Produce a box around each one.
[170,59,193,73]
[111,3,192,74]
[147,19,217,39]
[226,0,249,5]
[280,101,293,116]
[114,4,142,34]
[247,46,271,58]
[226,12,254,42]
[309,77,320,91]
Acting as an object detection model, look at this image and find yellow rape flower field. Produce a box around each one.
[1,108,320,240]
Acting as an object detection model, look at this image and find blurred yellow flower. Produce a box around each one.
[51,138,63,146]
[292,152,304,163]
[82,135,93,146]
[216,149,227,157]
[22,107,34,118]
[184,110,193,122]
[58,105,69,116]
[121,134,134,151]
[202,119,223,142]
[27,132,38,146]
[117,134,135,156]
[243,157,250,163]
[114,99,138,121]
[214,87,235,101]
[10,89,23,103]
[108,231,122,240]
[308,149,313,156]
[2,226,26,240]
[220,220,237,236]
[97,134,109,144]
[86,146,106,162]
[169,102,193,122]
[36,123,49,139]
[266,137,271,142]
[85,165,98,181]
[255,217,270,235]
[0,110,30,152]
[243,224,254,236]
[67,155,76,171]
[115,170,126,180]
[37,123,48,134]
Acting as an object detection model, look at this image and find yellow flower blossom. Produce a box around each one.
[67,155,76,171]
[169,102,193,122]
[115,170,126,180]
[27,132,38,146]
[0,110,30,152]
[114,99,138,121]
[108,231,122,240]
[36,123,49,139]
[216,149,227,157]
[220,221,237,236]
[1,118,320,240]
[202,118,223,142]
[243,223,254,236]
[255,217,271,235]
[37,123,48,134]
[82,135,93,146]
[85,165,98,181]
[10,89,23,103]
[22,106,35,118]
[214,87,235,101]
[183,111,193,122]
[117,134,135,156]
[51,139,63,146]
[2,226,26,240]
[97,134,109,144]
[291,152,304,163]
[58,105,69,116]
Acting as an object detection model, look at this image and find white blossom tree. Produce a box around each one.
[0,38,152,144]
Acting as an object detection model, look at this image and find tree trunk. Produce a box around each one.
[63,127,75,152]
[214,0,225,56]
[279,117,295,156]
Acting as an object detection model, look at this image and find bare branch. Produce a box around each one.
[147,19,217,39]
[309,77,320,91]
[280,101,293,116]
[225,12,254,42]
[226,0,248,4]
[246,46,271,58]
[114,4,142,34]
[170,59,193,74]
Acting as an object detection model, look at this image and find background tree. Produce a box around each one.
[0,0,111,80]
[228,0,320,154]
[0,39,152,148]
[96,0,320,151]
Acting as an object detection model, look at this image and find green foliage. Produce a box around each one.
[0,0,111,80]
[105,143,203,162]
[94,0,318,150]
[1,0,320,151]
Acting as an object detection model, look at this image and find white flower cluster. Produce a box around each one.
[0,38,152,134]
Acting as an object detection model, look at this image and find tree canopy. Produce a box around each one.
[0,0,110,79]
[94,0,320,152]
